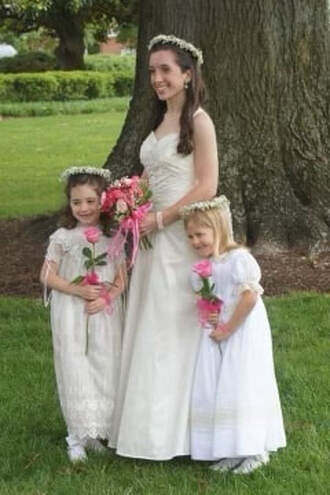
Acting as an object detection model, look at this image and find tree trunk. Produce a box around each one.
[54,18,85,70]
[104,0,330,253]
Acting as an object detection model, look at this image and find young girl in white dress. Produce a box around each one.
[110,34,218,460]
[40,167,125,463]
[182,196,286,474]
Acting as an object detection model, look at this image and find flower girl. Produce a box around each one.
[40,167,125,462]
[181,196,286,474]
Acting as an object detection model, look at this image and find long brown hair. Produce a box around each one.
[149,43,207,155]
[59,174,111,236]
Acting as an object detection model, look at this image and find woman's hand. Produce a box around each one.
[85,297,107,315]
[140,212,157,236]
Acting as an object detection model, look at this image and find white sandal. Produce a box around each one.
[210,457,242,472]
[232,453,269,474]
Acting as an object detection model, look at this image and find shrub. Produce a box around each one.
[0,51,57,73]
[0,73,58,102]
[85,54,135,73]
[0,71,116,102]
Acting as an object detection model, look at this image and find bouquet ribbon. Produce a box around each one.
[108,202,152,266]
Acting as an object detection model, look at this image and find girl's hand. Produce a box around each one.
[140,212,157,236]
[210,322,231,341]
[85,297,107,315]
[74,284,102,301]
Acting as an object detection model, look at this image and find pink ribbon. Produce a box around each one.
[107,202,152,266]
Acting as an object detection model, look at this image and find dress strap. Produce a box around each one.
[193,108,205,118]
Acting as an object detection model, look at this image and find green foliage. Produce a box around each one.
[0,293,329,494]
[0,71,118,101]
[85,54,135,73]
[0,51,57,73]
[0,96,128,117]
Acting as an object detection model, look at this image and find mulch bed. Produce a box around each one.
[0,216,329,298]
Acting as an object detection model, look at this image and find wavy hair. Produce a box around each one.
[149,43,207,155]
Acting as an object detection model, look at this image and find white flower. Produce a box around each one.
[116,199,128,214]
[180,195,231,218]
[148,34,203,66]
[60,166,111,183]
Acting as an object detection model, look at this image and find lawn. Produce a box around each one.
[0,110,126,217]
[1,293,329,495]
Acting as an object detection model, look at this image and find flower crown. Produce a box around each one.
[60,166,112,183]
[180,195,231,218]
[148,34,203,66]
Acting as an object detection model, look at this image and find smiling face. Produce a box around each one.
[149,49,191,102]
[186,220,216,258]
[70,184,101,226]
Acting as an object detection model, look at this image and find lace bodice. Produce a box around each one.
[140,132,195,211]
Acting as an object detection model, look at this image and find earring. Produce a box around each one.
[184,80,190,90]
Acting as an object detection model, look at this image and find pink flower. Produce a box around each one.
[193,259,212,278]
[82,271,100,285]
[84,226,101,244]
[196,297,223,326]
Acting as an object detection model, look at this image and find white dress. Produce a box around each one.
[191,248,286,460]
[110,130,201,460]
[46,226,123,440]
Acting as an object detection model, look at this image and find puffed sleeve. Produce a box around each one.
[45,228,69,265]
[231,250,264,296]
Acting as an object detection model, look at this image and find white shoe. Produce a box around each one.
[232,453,269,474]
[83,437,109,454]
[210,457,242,472]
[67,444,87,463]
[66,435,88,463]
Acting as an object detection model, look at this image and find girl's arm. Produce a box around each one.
[141,112,218,234]
[40,260,102,301]
[85,263,127,315]
[210,289,258,341]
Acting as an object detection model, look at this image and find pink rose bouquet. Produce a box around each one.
[192,259,223,326]
[101,175,153,266]
[72,227,112,355]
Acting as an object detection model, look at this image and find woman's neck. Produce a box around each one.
[166,91,185,116]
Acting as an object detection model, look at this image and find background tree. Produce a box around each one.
[105,0,330,253]
[0,0,138,69]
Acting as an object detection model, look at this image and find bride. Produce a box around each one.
[110,34,219,460]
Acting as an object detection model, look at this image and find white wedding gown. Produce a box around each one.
[110,128,201,460]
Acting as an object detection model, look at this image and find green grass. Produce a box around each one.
[0,111,126,217]
[1,293,329,494]
[0,97,129,118]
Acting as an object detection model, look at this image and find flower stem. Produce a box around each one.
[85,315,89,355]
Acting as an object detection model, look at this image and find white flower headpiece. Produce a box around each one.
[148,34,203,66]
[60,166,112,183]
[180,195,231,218]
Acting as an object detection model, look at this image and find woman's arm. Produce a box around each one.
[141,112,219,234]
[40,260,102,301]
[210,290,258,341]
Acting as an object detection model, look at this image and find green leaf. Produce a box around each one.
[84,260,94,270]
[96,260,107,266]
[94,251,108,262]
[82,247,92,258]
[71,275,84,284]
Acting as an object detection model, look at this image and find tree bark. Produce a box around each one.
[104,0,330,253]
[54,17,85,70]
